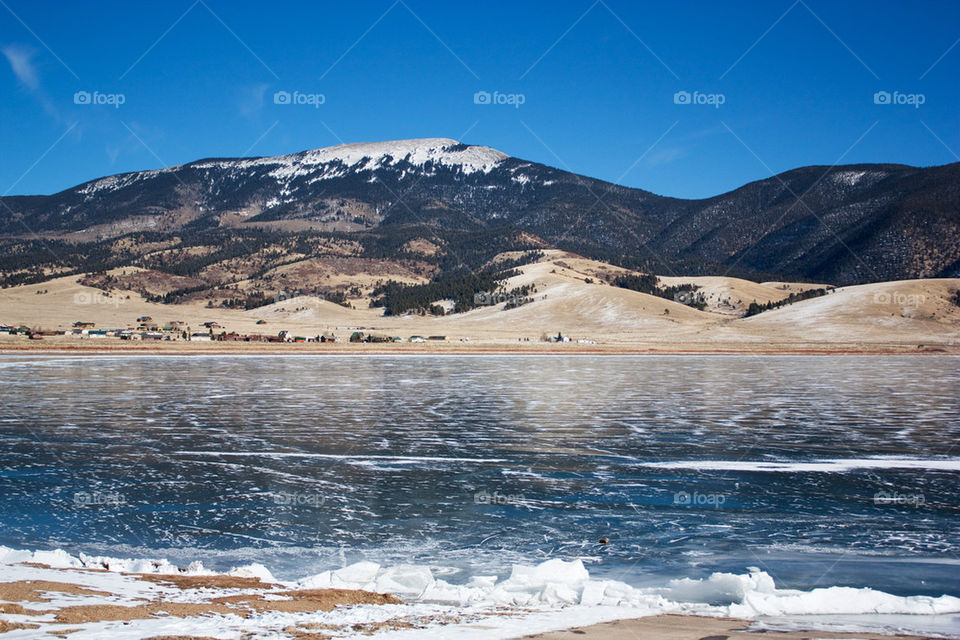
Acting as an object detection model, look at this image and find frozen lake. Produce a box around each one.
[1,354,958,605]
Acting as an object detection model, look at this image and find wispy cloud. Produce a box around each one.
[239,83,270,119]
[2,43,39,90]
[645,147,685,167]
[1,42,75,131]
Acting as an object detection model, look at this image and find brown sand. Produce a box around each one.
[49,588,401,624]
[522,614,943,639]
[53,602,238,624]
[0,579,111,602]
[134,572,274,590]
[0,619,40,632]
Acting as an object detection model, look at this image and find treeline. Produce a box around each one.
[370,250,543,316]
[611,274,707,310]
[371,271,504,315]
[143,284,209,304]
[0,239,119,288]
[744,288,829,316]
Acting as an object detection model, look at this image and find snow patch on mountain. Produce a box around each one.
[831,170,884,187]
[77,170,163,197]
[297,138,507,173]
[195,138,507,182]
[76,139,508,199]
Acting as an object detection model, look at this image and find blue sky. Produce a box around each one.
[1,0,958,199]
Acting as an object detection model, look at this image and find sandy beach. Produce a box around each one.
[523,615,943,639]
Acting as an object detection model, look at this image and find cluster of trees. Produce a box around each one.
[143,284,209,305]
[370,250,543,316]
[744,288,829,316]
[371,271,504,315]
[208,288,352,310]
[611,274,707,310]
[0,239,118,288]
[503,283,537,310]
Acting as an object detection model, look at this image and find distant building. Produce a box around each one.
[409,335,426,343]
[73,321,95,329]
[190,333,212,342]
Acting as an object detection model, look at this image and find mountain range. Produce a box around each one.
[1,138,957,299]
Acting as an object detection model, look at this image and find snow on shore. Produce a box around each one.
[1,546,958,638]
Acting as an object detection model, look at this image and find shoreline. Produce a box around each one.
[1,342,957,356]
[522,615,952,639]
[2,555,955,640]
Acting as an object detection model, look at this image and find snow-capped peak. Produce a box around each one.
[293,138,508,174]
[77,139,509,197]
